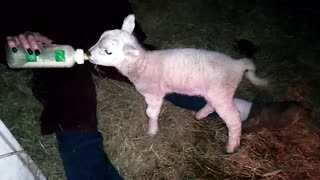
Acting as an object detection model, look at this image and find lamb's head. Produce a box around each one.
[88,14,140,67]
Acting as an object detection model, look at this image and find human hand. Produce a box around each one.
[6,32,55,56]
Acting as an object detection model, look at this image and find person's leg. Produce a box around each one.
[241,100,306,133]
[233,98,253,121]
[56,130,123,180]
[164,93,218,119]
[165,93,251,120]
[165,93,306,133]
[232,98,307,133]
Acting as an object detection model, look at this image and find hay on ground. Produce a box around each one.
[95,77,320,179]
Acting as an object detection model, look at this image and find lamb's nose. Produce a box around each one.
[86,51,91,56]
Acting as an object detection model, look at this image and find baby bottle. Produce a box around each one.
[6,45,89,68]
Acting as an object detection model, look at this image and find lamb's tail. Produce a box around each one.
[239,58,268,87]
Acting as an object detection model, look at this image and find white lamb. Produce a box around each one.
[88,14,268,153]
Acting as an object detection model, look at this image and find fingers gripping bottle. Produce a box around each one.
[6,45,89,68]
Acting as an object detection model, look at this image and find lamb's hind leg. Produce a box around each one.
[208,97,242,153]
[195,103,215,120]
[144,94,164,136]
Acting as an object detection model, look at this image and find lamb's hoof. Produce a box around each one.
[147,128,158,136]
[226,141,240,154]
[226,145,237,154]
[195,112,206,120]
[195,114,204,120]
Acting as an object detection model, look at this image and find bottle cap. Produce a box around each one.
[74,49,85,64]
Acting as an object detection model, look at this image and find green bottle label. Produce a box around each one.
[55,50,65,62]
[26,53,37,62]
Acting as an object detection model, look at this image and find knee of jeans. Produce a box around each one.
[56,131,104,152]
[165,93,207,111]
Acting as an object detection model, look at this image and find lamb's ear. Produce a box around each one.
[123,44,139,57]
[121,14,135,34]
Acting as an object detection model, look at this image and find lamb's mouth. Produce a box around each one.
[87,56,96,63]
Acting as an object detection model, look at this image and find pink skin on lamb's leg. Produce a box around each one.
[195,103,215,120]
[144,94,164,136]
[210,98,242,153]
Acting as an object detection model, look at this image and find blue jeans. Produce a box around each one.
[56,131,123,180]
[165,93,218,119]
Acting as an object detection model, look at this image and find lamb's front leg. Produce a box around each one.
[144,94,164,136]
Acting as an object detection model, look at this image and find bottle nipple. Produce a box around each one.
[83,53,89,60]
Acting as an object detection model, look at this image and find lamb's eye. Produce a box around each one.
[104,50,112,55]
